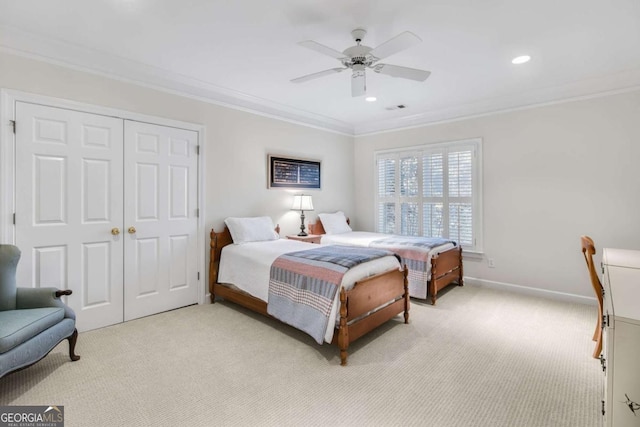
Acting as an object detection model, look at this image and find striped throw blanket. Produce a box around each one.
[268,245,397,344]
[369,236,455,295]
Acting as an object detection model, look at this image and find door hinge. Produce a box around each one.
[10,120,16,134]
[196,145,200,155]
[197,272,200,280]
[601,400,605,416]
[196,208,199,218]
[12,213,15,225]
[603,313,609,328]
[599,354,606,373]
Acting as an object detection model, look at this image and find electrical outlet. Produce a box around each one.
[488,258,495,268]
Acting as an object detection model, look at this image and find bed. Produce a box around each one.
[308,212,463,305]
[208,218,409,366]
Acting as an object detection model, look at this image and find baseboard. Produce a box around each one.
[207,280,596,306]
[464,276,597,306]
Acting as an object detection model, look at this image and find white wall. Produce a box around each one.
[4,51,639,301]
[0,52,354,237]
[354,90,640,299]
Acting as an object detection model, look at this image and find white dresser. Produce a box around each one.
[601,248,640,426]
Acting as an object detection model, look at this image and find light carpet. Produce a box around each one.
[0,284,601,427]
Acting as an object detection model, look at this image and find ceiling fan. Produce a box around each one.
[291,28,431,97]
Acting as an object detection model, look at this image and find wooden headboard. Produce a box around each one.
[208,225,280,297]
[308,217,350,235]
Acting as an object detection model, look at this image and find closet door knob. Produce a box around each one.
[111,227,120,236]
[128,227,137,234]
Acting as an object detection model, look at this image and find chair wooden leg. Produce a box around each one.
[68,328,80,361]
[593,304,602,341]
[592,303,603,358]
[592,329,602,359]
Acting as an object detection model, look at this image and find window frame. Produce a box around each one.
[374,138,483,254]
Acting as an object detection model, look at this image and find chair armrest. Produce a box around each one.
[55,289,72,298]
[16,287,76,320]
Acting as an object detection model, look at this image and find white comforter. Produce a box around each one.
[319,232,455,298]
[320,231,454,254]
[217,238,400,343]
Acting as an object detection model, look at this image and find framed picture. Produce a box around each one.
[268,155,321,189]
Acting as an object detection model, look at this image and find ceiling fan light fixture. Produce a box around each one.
[291,29,431,97]
[512,55,531,65]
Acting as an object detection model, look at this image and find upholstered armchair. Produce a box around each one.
[0,245,79,378]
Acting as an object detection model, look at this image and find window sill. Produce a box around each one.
[462,250,484,260]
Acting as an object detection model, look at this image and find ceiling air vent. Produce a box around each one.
[386,104,408,111]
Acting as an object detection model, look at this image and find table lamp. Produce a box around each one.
[291,194,314,236]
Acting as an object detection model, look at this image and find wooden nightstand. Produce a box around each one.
[286,234,322,244]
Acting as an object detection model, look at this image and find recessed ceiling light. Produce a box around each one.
[365,96,377,102]
[512,55,531,65]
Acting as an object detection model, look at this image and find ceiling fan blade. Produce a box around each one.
[291,68,347,83]
[298,40,347,59]
[369,31,422,60]
[351,69,366,97]
[372,64,431,81]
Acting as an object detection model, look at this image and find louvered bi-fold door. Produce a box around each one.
[14,102,199,331]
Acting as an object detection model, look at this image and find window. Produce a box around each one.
[375,139,482,252]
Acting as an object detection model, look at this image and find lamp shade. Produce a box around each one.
[291,194,314,211]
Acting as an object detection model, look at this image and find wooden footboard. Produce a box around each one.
[310,218,464,305]
[335,267,408,365]
[209,228,409,366]
[429,245,464,305]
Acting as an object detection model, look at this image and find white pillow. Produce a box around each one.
[224,216,279,244]
[318,211,352,234]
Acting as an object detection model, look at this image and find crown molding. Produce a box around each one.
[354,69,640,136]
[0,25,354,135]
[3,24,640,138]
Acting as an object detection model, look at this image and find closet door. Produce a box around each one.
[14,102,124,331]
[123,120,199,321]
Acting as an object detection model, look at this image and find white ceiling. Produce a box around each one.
[1,0,640,135]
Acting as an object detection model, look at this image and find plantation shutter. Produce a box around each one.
[448,147,474,246]
[375,139,481,252]
[400,154,419,236]
[377,155,396,234]
[422,149,444,238]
